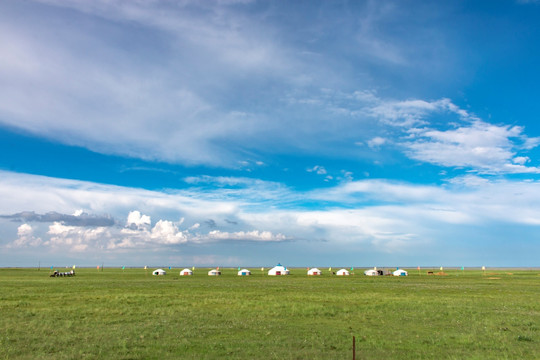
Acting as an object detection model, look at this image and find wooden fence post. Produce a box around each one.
[353,335,356,360]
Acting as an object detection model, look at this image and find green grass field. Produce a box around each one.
[1,268,539,359]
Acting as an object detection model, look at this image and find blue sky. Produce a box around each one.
[2,0,540,268]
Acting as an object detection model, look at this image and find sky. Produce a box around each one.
[2,0,540,268]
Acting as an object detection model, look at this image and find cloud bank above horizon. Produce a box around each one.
[2,171,540,266]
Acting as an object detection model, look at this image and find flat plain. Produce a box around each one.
[1,267,539,359]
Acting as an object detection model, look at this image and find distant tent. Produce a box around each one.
[208,269,221,276]
[268,263,289,276]
[152,269,166,276]
[180,268,193,276]
[307,268,322,276]
[238,269,251,276]
[393,269,408,276]
[364,269,378,276]
[336,269,350,276]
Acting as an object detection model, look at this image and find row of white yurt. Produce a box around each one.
[153,266,408,276]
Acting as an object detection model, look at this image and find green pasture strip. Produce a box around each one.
[1,268,539,359]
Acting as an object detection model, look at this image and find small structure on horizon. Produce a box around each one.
[238,269,251,276]
[364,269,378,276]
[393,269,408,276]
[152,269,166,276]
[307,268,322,276]
[208,269,221,276]
[268,263,289,276]
[336,269,350,276]
[180,268,193,276]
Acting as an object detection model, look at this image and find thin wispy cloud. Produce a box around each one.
[0,1,483,168]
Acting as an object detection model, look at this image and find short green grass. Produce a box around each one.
[1,268,539,359]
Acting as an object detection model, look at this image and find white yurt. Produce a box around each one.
[336,269,350,276]
[180,268,193,276]
[364,269,378,276]
[152,269,166,276]
[393,269,408,276]
[307,268,322,275]
[238,269,251,276]
[208,269,221,276]
[268,264,289,276]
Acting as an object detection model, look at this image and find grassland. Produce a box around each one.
[1,267,540,359]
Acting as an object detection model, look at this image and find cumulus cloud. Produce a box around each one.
[10,224,42,247]
[114,213,286,249]
[150,220,188,244]
[126,210,151,230]
[46,222,111,252]
[3,203,288,251]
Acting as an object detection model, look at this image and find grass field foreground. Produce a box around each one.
[1,268,539,359]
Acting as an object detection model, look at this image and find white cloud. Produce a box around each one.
[513,156,530,165]
[126,210,151,230]
[307,165,327,175]
[6,208,287,252]
[405,120,540,173]
[150,220,188,245]
[73,209,84,216]
[446,175,490,187]
[10,224,42,247]
[368,98,476,127]
[46,222,110,252]
[367,136,387,148]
